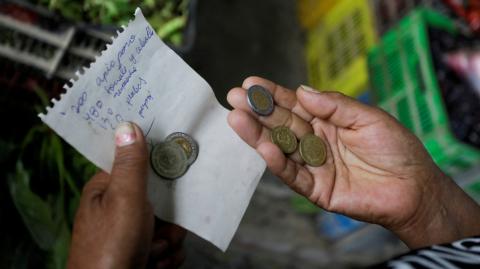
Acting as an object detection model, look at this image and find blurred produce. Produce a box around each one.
[1,88,96,269]
[429,28,480,149]
[443,0,480,33]
[31,0,190,45]
[445,49,480,98]
[370,0,449,36]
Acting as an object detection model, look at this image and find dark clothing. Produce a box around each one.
[373,236,480,268]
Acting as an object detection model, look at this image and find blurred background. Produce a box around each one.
[1,0,480,268]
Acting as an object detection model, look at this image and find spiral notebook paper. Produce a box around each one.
[39,8,266,251]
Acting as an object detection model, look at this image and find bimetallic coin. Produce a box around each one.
[247,85,274,116]
[299,134,327,167]
[271,126,297,154]
[165,132,199,165]
[151,142,188,180]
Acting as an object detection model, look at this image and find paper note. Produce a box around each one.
[39,8,266,251]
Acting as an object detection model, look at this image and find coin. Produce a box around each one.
[247,85,274,116]
[151,141,188,180]
[299,134,327,167]
[165,132,199,165]
[271,126,297,154]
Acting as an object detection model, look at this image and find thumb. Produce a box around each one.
[297,85,386,129]
[109,122,149,198]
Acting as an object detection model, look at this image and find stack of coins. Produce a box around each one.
[151,132,199,180]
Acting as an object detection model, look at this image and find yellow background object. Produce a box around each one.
[297,0,336,29]
[305,0,376,96]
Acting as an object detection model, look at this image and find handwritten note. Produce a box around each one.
[39,8,266,251]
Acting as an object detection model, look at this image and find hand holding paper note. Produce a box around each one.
[40,8,265,251]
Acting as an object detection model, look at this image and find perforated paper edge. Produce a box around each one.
[38,8,143,120]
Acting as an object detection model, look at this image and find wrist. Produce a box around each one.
[393,169,480,249]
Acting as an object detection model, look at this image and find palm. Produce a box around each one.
[228,77,438,230]
[310,118,432,228]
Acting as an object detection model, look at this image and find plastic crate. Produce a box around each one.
[368,8,480,175]
[0,1,115,81]
[297,0,336,29]
[369,0,439,35]
[306,0,376,97]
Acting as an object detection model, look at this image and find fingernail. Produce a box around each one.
[300,84,320,93]
[115,122,136,147]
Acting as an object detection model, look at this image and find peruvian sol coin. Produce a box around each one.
[271,126,298,154]
[247,85,274,116]
[299,134,327,167]
[165,132,199,165]
[151,141,188,180]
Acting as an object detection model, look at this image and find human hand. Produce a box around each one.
[148,219,187,269]
[67,122,186,269]
[227,77,480,248]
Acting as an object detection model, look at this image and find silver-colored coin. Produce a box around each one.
[247,85,274,116]
[151,141,188,180]
[165,132,199,165]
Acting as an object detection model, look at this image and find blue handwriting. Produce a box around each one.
[135,26,154,54]
[138,92,154,119]
[126,77,147,106]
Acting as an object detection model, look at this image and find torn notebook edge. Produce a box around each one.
[38,8,143,121]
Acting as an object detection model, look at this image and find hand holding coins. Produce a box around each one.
[230,77,480,250]
[247,85,327,167]
[151,132,198,180]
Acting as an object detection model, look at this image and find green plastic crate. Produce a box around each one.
[368,8,480,176]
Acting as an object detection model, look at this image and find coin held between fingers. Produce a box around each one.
[247,85,274,116]
[299,134,327,167]
[271,126,298,154]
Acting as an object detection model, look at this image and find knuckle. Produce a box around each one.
[115,147,148,169]
[82,174,108,196]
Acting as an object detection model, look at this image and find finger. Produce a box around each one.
[227,109,271,148]
[154,220,187,248]
[150,240,169,259]
[242,76,315,122]
[79,171,110,205]
[256,142,314,196]
[108,122,148,200]
[242,76,297,109]
[227,87,313,138]
[257,141,336,209]
[297,86,384,129]
[228,109,304,163]
[170,249,186,268]
[154,249,186,269]
[155,258,171,269]
[227,86,310,163]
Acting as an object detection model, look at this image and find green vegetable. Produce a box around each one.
[8,163,60,251]
[31,0,191,45]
